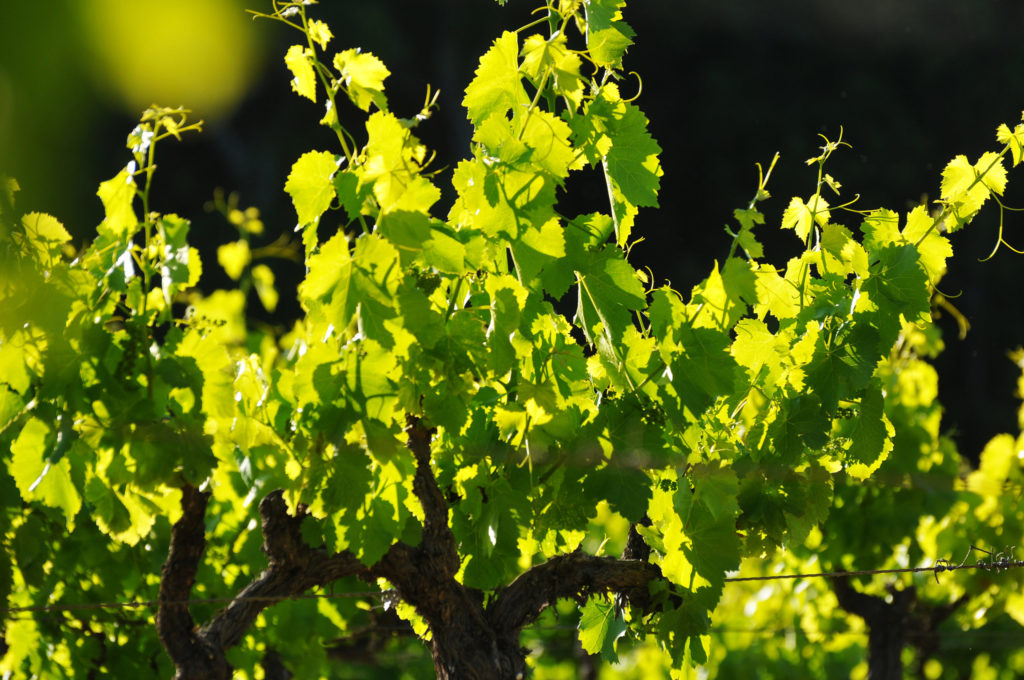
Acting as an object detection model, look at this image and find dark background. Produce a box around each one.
[2,0,1022,460]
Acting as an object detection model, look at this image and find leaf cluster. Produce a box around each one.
[2,0,1024,677]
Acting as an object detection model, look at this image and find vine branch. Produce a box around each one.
[156,484,230,680]
[157,486,373,680]
[200,490,369,650]
[487,551,663,634]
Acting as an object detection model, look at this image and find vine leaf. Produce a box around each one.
[10,418,81,531]
[782,194,830,243]
[997,121,1024,166]
[585,0,635,68]
[901,205,952,282]
[284,44,317,102]
[578,596,627,662]
[940,152,1006,230]
[96,167,138,239]
[463,31,527,125]
[605,101,662,210]
[334,48,389,112]
[284,150,338,228]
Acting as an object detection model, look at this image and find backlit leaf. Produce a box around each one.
[334,48,390,112]
[463,31,527,125]
[285,44,317,101]
[96,167,137,239]
[285,150,338,226]
[579,597,627,662]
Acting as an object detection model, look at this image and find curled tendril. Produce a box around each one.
[621,71,643,103]
[979,197,1024,262]
[974,545,1018,573]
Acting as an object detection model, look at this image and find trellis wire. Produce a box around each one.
[2,548,1021,621]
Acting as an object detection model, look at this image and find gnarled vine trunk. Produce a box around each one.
[157,419,662,679]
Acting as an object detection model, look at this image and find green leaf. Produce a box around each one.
[656,598,710,668]
[843,381,894,478]
[781,194,829,243]
[767,394,829,462]
[422,228,467,274]
[284,44,317,101]
[285,150,338,227]
[901,204,952,282]
[586,465,651,523]
[691,463,739,522]
[820,222,869,277]
[0,335,31,393]
[578,597,627,662]
[605,100,663,211]
[333,48,390,112]
[863,243,931,324]
[512,217,567,290]
[575,246,647,349]
[804,325,877,414]
[217,240,251,281]
[519,109,576,180]
[20,212,70,263]
[376,210,432,255]
[463,31,527,125]
[859,208,901,254]
[11,417,81,530]
[361,112,433,213]
[585,0,635,68]
[96,167,138,239]
[676,327,737,411]
[732,207,765,258]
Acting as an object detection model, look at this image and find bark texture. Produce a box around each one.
[158,419,669,679]
[833,576,911,680]
[834,575,971,680]
[157,485,369,679]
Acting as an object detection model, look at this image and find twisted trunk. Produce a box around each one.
[157,419,664,679]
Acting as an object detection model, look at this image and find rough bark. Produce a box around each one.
[157,485,369,679]
[488,552,662,634]
[372,417,525,679]
[261,649,292,680]
[369,417,667,679]
[200,490,367,651]
[833,576,913,680]
[158,419,671,679]
[156,484,231,680]
[834,575,973,680]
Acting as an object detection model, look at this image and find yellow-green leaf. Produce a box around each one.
[997,121,1024,167]
[939,153,1004,230]
[285,44,317,102]
[251,263,278,312]
[285,150,338,226]
[11,418,82,531]
[463,31,526,125]
[96,167,138,239]
[901,204,951,282]
[217,240,251,281]
[361,112,428,213]
[21,212,70,251]
[334,48,390,112]
[781,194,829,243]
[308,19,333,50]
